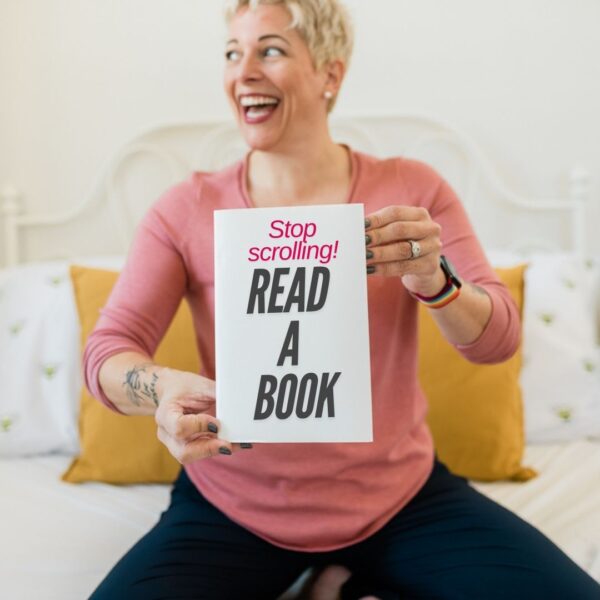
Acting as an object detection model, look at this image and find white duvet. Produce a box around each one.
[1,441,599,599]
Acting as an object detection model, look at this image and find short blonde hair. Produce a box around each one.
[224,0,354,111]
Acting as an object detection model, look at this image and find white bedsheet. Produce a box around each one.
[0,454,171,600]
[471,440,600,582]
[1,441,599,599]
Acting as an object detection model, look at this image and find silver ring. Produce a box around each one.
[408,240,422,260]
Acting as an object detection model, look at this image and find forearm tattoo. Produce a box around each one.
[123,363,160,407]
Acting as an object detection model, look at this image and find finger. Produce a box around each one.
[367,253,439,278]
[365,206,430,231]
[159,424,216,444]
[232,442,254,451]
[367,238,441,264]
[157,427,234,464]
[366,220,438,247]
[180,397,215,412]
[180,437,234,462]
[162,410,221,442]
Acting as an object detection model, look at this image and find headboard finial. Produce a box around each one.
[1,184,21,215]
[568,166,590,203]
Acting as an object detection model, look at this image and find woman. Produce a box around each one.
[86,1,600,598]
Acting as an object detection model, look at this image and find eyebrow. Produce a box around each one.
[226,34,291,46]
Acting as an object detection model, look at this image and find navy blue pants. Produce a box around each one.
[89,458,600,599]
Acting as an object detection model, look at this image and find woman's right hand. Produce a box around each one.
[154,368,250,463]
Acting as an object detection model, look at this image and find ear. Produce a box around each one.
[323,59,346,95]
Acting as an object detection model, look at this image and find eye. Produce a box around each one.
[225,49,241,62]
[263,46,285,58]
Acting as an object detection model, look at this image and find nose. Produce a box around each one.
[237,52,263,83]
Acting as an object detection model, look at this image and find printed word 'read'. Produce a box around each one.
[248,219,339,265]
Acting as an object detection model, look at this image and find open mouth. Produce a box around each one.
[239,95,281,123]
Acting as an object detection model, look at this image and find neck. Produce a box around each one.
[246,131,352,207]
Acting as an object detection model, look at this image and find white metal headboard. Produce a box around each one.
[0,113,590,267]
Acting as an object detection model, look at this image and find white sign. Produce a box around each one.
[214,204,372,443]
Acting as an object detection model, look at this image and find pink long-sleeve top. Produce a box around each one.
[83,148,520,552]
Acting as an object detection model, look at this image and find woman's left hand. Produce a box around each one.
[365,205,446,296]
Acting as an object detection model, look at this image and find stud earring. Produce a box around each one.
[324,90,334,100]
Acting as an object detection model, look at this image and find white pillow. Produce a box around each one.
[488,250,600,443]
[0,257,125,457]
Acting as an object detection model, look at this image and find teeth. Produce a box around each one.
[240,95,279,107]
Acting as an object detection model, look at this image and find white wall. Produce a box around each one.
[1,0,599,265]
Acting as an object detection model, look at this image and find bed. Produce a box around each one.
[1,114,599,599]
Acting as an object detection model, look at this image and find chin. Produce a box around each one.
[240,129,283,152]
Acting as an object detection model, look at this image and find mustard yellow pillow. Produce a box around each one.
[61,266,199,484]
[418,265,536,482]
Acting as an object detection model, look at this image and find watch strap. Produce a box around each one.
[411,279,461,309]
[410,255,462,309]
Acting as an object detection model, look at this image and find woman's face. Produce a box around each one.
[224,4,331,151]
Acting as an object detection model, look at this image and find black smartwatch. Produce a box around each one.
[440,255,462,289]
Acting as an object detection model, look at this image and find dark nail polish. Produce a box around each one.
[208,422,218,434]
[240,443,253,449]
[365,234,371,245]
[367,265,376,274]
[364,218,371,229]
[366,250,374,260]
[219,447,232,455]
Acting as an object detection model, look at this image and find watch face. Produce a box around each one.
[441,255,462,288]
